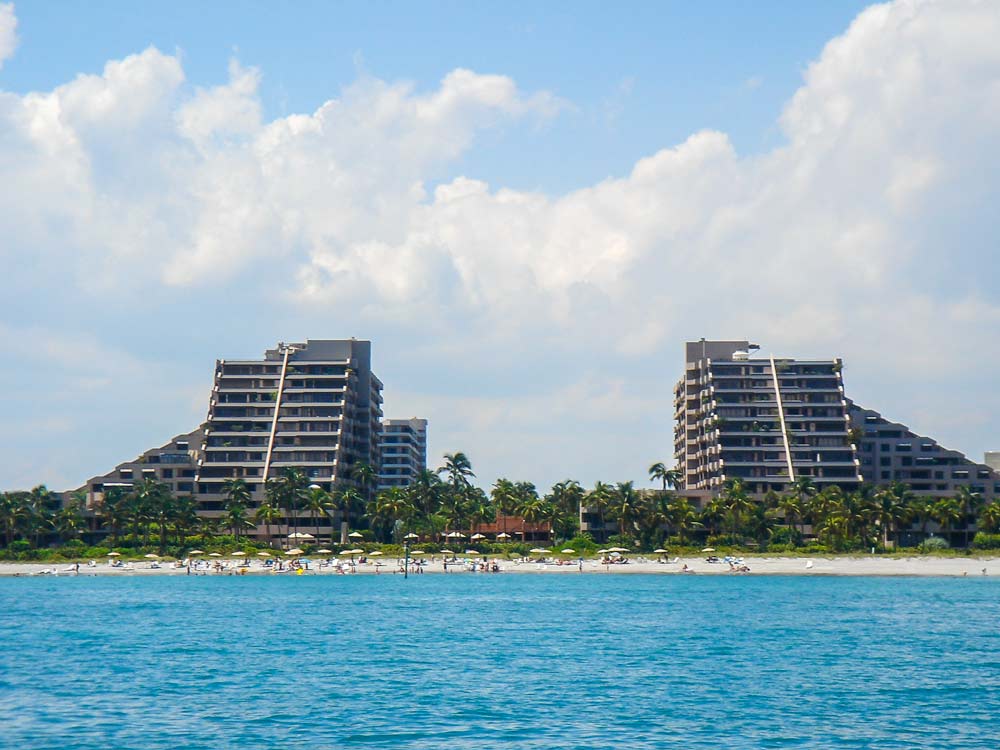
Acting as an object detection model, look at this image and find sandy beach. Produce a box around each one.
[1,555,998,577]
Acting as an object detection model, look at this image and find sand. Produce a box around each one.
[1,555,997,577]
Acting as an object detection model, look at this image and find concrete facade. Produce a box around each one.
[674,340,861,494]
[378,418,427,489]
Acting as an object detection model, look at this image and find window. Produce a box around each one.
[880,457,891,467]
[881,471,891,480]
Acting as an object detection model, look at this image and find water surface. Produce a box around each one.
[1,575,997,749]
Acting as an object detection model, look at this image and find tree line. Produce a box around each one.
[3,454,1000,555]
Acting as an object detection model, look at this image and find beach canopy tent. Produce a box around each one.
[496,533,511,539]
[446,532,466,538]
[287,532,315,540]
[470,533,486,540]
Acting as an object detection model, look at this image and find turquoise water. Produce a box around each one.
[1,575,998,749]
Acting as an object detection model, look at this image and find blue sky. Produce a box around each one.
[1,0,999,492]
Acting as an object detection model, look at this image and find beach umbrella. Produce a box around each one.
[465,550,480,555]
[561,548,576,554]
[107,552,121,557]
[350,548,364,555]
[496,532,511,539]
[287,532,315,540]
[410,550,425,556]
[231,551,245,557]
[339,550,354,555]
[597,549,609,554]
[654,548,669,554]
[348,531,364,539]
[446,531,466,539]
[257,551,271,557]
[530,548,548,554]
[316,548,333,554]
[470,533,486,540]
[369,551,383,556]
[608,547,629,553]
[188,549,205,555]
[702,547,716,553]
[440,548,454,554]
[144,553,159,559]
[404,532,419,539]
[208,552,222,557]
[286,548,304,555]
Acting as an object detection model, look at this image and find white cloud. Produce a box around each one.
[0,3,16,69]
[2,0,1000,488]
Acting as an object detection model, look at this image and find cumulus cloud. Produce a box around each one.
[0,3,16,69]
[2,0,1000,489]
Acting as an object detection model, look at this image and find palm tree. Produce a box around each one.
[872,483,911,549]
[408,469,444,528]
[978,502,1000,534]
[777,493,804,540]
[302,486,333,538]
[955,486,984,547]
[173,496,200,547]
[336,486,364,543]
[351,462,377,501]
[222,478,252,511]
[367,487,414,542]
[932,497,961,543]
[491,478,518,536]
[254,502,282,547]
[648,462,682,492]
[225,503,254,540]
[588,481,614,540]
[0,492,27,547]
[150,490,177,554]
[788,476,818,536]
[610,481,641,541]
[667,497,699,545]
[547,480,585,539]
[720,479,753,538]
[439,452,475,490]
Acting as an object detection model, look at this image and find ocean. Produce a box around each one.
[1,574,997,749]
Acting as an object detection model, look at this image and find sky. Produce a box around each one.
[2,0,999,493]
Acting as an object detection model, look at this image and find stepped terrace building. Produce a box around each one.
[198,339,383,498]
[378,418,428,490]
[79,339,383,543]
[674,340,862,495]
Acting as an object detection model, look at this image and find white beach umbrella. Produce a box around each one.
[188,549,205,555]
[350,548,365,555]
[316,548,333,554]
[496,533,511,539]
[107,552,121,557]
[257,551,271,557]
[208,552,222,557]
[409,550,425,556]
[561,548,576,554]
[231,551,245,557]
[339,550,354,556]
[404,533,419,539]
[369,551,383,556]
[287,532,315,540]
[440,548,454,554]
[530,548,548,554]
[286,548,304,555]
[348,531,364,539]
[702,547,716,553]
[654,548,669,554]
[470,533,486,540]
[144,553,159,559]
[608,547,630,553]
[446,531,466,539]
[465,550,481,555]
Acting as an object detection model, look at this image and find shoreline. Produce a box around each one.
[1,555,998,578]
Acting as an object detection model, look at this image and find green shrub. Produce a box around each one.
[972,533,1000,550]
[564,534,598,552]
[769,527,802,547]
[765,542,796,554]
[919,536,949,552]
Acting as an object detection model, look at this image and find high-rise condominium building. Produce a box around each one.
[673,339,998,502]
[80,339,384,541]
[197,339,383,497]
[378,418,428,489]
[674,340,862,494]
